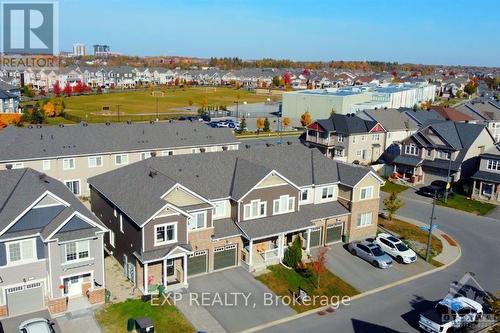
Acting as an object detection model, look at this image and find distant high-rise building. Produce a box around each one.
[93,44,111,57]
[72,43,86,56]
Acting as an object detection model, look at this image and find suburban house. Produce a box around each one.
[0,121,240,196]
[0,88,20,114]
[391,121,495,184]
[87,145,384,295]
[456,99,500,142]
[471,145,500,201]
[0,168,107,318]
[305,113,387,164]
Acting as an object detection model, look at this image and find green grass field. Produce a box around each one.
[61,87,271,117]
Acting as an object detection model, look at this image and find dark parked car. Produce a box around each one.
[418,180,453,198]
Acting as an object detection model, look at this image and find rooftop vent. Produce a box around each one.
[39,174,49,182]
[149,170,158,178]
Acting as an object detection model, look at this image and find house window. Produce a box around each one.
[243,200,267,220]
[334,148,343,157]
[6,239,36,264]
[42,160,51,170]
[437,150,451,160]
[404,144,419,156]
[109,230,115,248]
[65,240,89,262]
[62,158,75,170]
[360,186,373,200]
[356,150,362,157]
[155,223,177,245]
[191,148,199,154]
[361,135,366,142]
[119,214,124,233]
[162,150,174,156]
[357,212,373,227]
[352,136,357,144]
[372,134,380,141]
[300,189,309,202]
[140,152,152,160]
[11,162,24,169]
[338,135,345,143]
[487,160,500,171]
[426,149,432,157]
[273,195,295,215]
[65,180,80,195]
[115,154,129,165]
[213,201,226,218]
[88,156,103,168]
[188,211,207,230]
[321,186,334,199]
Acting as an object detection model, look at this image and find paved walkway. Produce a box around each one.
[486,205,500,220]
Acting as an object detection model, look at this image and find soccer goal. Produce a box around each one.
[151,91,165,97]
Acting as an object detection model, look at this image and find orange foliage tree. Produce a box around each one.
[300,111,312,127]
[256,118,265,131]
[311,247,328,288]
[283,116,291,129]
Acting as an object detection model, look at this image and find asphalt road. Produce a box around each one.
[261,195,500,333]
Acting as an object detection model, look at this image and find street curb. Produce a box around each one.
[240,231,462,333]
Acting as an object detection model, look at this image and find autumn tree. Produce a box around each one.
[283,72,292,86]
[300,111,312,127]
[311,247,328,288]
[256,118,265,131]
[383,191,404,220]
[42,101,56,117]
[39,88,46,96]
[63,82,72,96]
[282,116,291,130]
[53,81,61,97]
[263,117,270,132]
[464,81,477,95]
[272,76,281,87]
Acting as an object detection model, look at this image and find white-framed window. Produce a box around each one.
[426,149,432,157]
[357,212,373,227]
[119,214,124,233]
[161,150,174,156]
[188,211,207,230]
[191,148,199,154]
[372,134,380,141]
[213,201,226,218]
[487,159,500,171]
[6,239,36,265]
[321,186,334,199]
[404,144,419,156]
[62,158,75,170]
[109,230,115,248]
[360,186,373,200]
[243,200,267,220]
[300,189,309,202]
[65,240,90,262]
[361,135,366,142]
[140,152,152,160]
[114,208,117,217]
[88,156,103,168]
[334,148,343,157]
[155,222,177,245]
[352,136,357,144]
[115,154,129,165]
[65,180,81,195]
[356,150,362,157]
[11,162,24,169]
[437,150,451,160]
[337,134,345,143]
[273,195,295,215]
[42,160,51,170]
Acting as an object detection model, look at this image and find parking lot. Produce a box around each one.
[187,267,294,332]
[316,244,434,292]
[0,310,62,333]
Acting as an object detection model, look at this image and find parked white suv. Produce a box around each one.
[19,318,55,333]
[374,233,417,264]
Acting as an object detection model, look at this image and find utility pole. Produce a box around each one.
[444,156,452,203]
[425,189,437,262]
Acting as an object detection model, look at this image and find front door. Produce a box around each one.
[64,276,82,297]
[166,259,175,277]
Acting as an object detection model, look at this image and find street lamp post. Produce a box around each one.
[444,156,452,203]
[425,189,437,262]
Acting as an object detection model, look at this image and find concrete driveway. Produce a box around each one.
[187,267,294,333]
[398,186,434,204]
[317,244,434,292]
[0,310,62,333]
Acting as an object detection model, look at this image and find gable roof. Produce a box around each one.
[313,114,379,135]
[361,109,417,131]
[88,145,375,225]
[431,106,474,122]
[402,109,445,126]
[0,121,238,162]
[0,168,105,240]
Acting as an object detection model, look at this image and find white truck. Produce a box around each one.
[419,297,483,333]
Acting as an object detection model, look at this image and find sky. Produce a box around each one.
[60,0,500,67]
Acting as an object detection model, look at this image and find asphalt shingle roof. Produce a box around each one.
[471,170,500,183]
[361,109,417,131]
[316,114,378,135]
[0,121,238,162]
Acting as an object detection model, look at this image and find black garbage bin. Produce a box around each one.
[135,317,154,333]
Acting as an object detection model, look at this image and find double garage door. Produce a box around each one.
[188,244,238,276]
[6,282,44,317]
[309,224,343,248]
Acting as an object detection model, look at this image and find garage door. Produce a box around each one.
[188,250,208,276]
[6,282,44,316]
[213,244,237,271]
[309,227,322,248]
[325,224,343,244]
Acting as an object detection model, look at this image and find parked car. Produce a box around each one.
[374,233,417,264]
[19,318,55,333]
[419,297,483,333]
[418,180,453,198]
[347,240,393,268]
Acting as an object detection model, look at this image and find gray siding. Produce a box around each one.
[143,214,188,252]
[239,184,299,221]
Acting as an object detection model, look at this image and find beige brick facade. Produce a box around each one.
[0,305,7,317]
[88,288,105,304]
[348,198,379,241]
[47,297,68,314]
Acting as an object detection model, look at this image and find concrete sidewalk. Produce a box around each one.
[393,214,460,265]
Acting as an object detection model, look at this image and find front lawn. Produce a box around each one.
[380,179,409,194]
[95,298,195,333]
[378,217,443,265]
[256,264,359,313]
[437,193,496,216]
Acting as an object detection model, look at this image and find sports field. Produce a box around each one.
[62,87,272,117]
